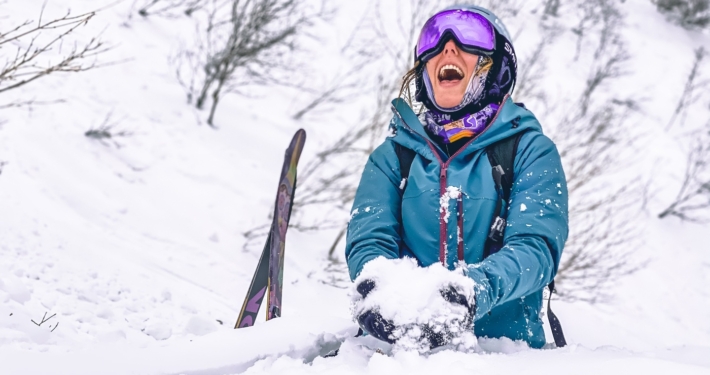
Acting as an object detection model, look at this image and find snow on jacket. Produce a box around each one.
[345,97,569,348]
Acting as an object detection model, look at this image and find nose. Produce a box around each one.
[442,40,459,56]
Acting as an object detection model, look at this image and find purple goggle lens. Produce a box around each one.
[416,9,495,61]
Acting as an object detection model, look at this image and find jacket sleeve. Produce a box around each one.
[466,132,569,320]
[345,141,403,281]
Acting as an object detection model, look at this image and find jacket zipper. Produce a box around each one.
[438,163,447,265]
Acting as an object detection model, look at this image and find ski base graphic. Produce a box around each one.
[235,130,306,328]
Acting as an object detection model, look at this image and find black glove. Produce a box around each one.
[421,286,476,349]
[355,279,398,344]
[356,309,398,344]
[441,285,476,316]
[356,279,376,298]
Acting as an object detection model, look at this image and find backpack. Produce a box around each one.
[394,135,567,348]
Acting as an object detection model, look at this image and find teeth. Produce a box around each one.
[439,64,463,77]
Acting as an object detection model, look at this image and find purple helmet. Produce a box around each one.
[413,5,518,114]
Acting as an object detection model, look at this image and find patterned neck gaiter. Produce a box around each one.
[420,102,500,144]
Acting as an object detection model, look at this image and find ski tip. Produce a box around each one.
[288,129,307,162]
[295,129,306,147]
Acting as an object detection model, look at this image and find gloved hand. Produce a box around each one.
[356,309,398,344]
[441,285,476,318]
[356,279,376,298]
[354,279,398,344]
[421,285,476,349]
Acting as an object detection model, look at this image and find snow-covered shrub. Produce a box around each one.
[653,0,710,29]
[84,112,132,147]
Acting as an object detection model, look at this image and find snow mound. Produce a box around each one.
[351,257,477,352]
[0,276,31,304]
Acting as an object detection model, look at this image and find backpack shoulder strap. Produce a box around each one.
[394,143,416,191]
[486,132,524,203]
[484,131,524,254]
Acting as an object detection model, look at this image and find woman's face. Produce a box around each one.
[425,39,480,108]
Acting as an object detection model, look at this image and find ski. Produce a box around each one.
[234,232,271,328]
[235,129,306,328]
[266,129,306,320]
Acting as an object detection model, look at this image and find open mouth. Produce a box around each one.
[438,64,464,83]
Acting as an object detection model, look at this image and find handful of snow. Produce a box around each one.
[351,257,477,352]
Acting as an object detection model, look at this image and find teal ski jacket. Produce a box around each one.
[345,97,569,348]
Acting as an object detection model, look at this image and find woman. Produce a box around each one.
[345,5,569,349]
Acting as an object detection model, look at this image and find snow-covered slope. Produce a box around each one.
[0,0,709,374]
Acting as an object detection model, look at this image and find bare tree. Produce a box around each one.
[136,0,205,17]
[658,131,710,221]
[529,0,647,303]
[513,21,562,106]
[658,47,710,221]
[667,47,707,128]
[653,0,710,29]
[569,0,623,61]
[0,98,64,110]
[0,6,108,106]
[482,0,526,18]
[175,0,318,126]
[543,0,562,17]
[290,63,366,121]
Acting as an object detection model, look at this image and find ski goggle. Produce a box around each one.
[415,9,496,63]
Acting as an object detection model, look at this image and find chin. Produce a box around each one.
[436,97,464,108]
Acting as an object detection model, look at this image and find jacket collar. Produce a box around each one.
[389,97,542,162]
